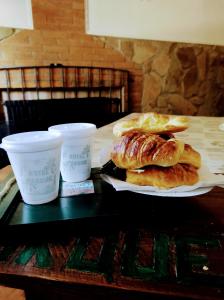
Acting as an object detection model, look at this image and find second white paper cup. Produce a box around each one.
[1,131,63,205]
[48,123,96,182]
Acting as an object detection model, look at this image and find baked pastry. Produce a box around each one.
[113,112,189,137]
[111,130,201,169]
[179,144,201,169]
[111,130,185,169]
[126,164,199,188]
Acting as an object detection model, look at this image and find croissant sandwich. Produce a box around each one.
[126,164,199,189]
[113,112,189,137]
[111,130,201,169]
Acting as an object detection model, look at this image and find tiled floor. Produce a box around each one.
[0,286,25,300]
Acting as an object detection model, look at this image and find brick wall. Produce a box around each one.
[0,0,143,115]
[1,0,224,117]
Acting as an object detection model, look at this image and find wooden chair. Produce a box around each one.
[0,65,129,132]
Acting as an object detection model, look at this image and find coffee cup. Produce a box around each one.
[48,123,96,182]
[1,131,62,205]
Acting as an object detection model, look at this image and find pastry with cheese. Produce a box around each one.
[113,112,189,137]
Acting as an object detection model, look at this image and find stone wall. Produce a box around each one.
[0,0,224,116]
[104,38,224,116]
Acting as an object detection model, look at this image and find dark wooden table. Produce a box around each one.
[0,117,224,300]
[0,176,224,300]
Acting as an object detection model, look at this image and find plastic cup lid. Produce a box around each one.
[1,131,63,152]
[48,123,97,138]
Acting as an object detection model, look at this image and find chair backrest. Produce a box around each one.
[0,65,129,127]
[3,97,125,129]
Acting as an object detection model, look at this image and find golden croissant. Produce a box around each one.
[111,130,184,169]
[111,130,201,169]
[126,164,199,189]
[113,112,189,137]
[179,143,201,168]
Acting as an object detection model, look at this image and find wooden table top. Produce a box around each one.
[0,115,224,300]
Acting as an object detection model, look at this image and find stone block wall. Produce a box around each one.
[104,38,224,116]
[0,0,224,116]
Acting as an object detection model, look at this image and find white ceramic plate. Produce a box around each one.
[100,144,224,197]
[101,174,214,197]
[133,186,213,197]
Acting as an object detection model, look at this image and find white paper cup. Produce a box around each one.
[1,131,63,205]
[48,123,96,182]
